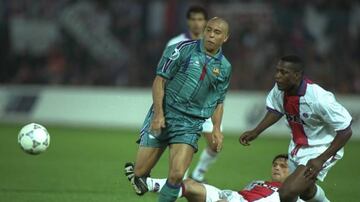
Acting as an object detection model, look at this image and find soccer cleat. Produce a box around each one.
[124,162,148,196]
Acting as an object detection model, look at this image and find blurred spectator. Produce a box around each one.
[0,0,359,94]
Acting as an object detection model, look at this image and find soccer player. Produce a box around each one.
[166,5,224,183]
[166,6,207,47]
[129,154,302,202]
[125,17,231,202]
[239,55,353,202]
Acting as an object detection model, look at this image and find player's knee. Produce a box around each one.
[168,168,186,184]
[300,184,317,200]
[183,179,206,201]
[183,179,197,195]
[279,185,298,201]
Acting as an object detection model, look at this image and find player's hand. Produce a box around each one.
[212,129,224,152]
[239,130,259,146]
[150,114,165,136]
[304,157,326,181]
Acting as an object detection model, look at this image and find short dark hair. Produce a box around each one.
[186,6,208,20]
[280,55,304,73]
[272,154,288,163]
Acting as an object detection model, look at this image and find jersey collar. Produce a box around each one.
[296,79,307,96]
[197,39,223,61]
[185,31,192,40]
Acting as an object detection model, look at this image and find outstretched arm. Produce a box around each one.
[239,110,282,146]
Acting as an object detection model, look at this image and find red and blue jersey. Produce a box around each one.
[239,180,281,201]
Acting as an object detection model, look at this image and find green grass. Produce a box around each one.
[0,123,359,201]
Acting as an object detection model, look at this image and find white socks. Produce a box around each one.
[307,184,330,202]
[146,178,183,197]
[191,148,218,182]
[146,178,166,192]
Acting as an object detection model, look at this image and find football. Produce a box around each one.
[18,123,50,155]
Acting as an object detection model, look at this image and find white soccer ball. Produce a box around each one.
[18,123,50,155]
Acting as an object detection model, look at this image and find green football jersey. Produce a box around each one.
[156,39,232,119]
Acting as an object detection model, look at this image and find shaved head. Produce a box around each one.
[207,17,230,36]
[203,16,230,55]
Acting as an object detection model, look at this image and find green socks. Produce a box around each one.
[158,180,181,202]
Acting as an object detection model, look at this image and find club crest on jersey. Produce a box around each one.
[169,48,180,60]
[302,113,309,118]
[212,67,220,76]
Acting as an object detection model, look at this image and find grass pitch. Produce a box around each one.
[0,123,359,201]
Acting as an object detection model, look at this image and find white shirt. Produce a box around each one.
[166,32,191,47]
[266,79,352,147]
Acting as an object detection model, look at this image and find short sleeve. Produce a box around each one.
[266,84,284,115]
[316,92,352,131]
[156,44,182,79]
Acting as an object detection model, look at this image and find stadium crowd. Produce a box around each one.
[0,0,359,94]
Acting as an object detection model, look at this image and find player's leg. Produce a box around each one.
[297,159,335,202]
[185,179,242,202]
[182,178,207,202]
[145,178,206,200]
[125,106,167,195]
[158,143,195,202]
[191,118,219,182]
[284,145,336,202]
[300,155,338,202]
[278,165,317,202]
[148,176,241,202]
[303,184,329,202]
[145,177,208,201]
[125,146,165,195]
[133,146,165,176]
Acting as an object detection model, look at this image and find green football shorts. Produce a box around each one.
[137,105,205,152]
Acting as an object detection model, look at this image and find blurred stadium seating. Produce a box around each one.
[0,0,359,93]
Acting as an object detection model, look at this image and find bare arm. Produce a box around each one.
[305,127,352,179]
[211,103,224,132]
[253,111,283,135]
[239,111,282,146]
[150,75,166,135]
[152,76,166,116]
[211,103,224,152]
[319,127,352,162]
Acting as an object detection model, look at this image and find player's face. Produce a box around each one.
[271,158,289,183]
[187,13,207,37]
[203,20,229,54]
[274,61,300,91]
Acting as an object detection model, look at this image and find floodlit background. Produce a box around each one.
[0,1,359,201]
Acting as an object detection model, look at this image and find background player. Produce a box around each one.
[166,5,223,183]
[239,55,353,202]
[125,17,231,201]
[131,154,302,202]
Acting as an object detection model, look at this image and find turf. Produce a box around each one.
[0,123,359,202]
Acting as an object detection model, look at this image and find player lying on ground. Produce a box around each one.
[239,55,353,202]
[126,154,304,202]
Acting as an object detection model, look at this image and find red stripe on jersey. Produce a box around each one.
[304,77,313,84]
[199,64,207,81]
[284,95,308,146]
[239,181,281,202]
